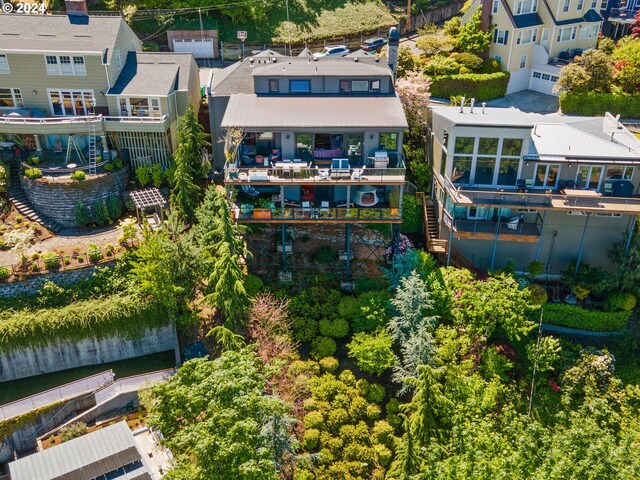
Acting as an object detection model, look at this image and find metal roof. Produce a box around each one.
[8,422,149,480]
[221,93,408,129]
[431,106,534,128]
[513,12,544,28]
[251,59,391,77]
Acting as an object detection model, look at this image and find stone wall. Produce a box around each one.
[20,168,128,227]
[0,325,178,382]
[0,262,111,298]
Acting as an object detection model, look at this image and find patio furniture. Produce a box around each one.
[249,170,269,181]
[331,158,350,178]
[525,179,534,189]
[353,185,378,206]
[241,184,260,198]
[351,168,364,181]
[507,217,520,230]
[314,148,343,158]
[318,168,330,180]
[255,155,264,164]
[603,181,614,196]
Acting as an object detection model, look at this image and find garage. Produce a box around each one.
[173,38,215,58]
[529,70,560,97]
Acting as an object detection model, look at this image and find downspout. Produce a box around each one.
[574,213,590,276]
[535,210,547,261]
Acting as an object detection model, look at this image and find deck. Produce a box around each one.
[454,219,541,243]
[225,165,406,185]
[232,206,402,224]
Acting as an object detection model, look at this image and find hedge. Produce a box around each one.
[559,92,640,118]
[430,72,510,102]
[542,303,631,332]
[0,295,172,352]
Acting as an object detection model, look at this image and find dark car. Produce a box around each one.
[360,37,387,52]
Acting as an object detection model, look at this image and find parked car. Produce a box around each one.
[313,45,350,58]
[360,37,387,53]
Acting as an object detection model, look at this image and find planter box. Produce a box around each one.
[253,209,272,219]
[248,171,269,181]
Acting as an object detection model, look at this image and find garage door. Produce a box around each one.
[173,38,214,58]
[529,71,559,97]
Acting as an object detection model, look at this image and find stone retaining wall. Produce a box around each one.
[21,168,128,227]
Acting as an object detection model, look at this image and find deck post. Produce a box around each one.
[490,215,501,270]
[345,223,351,281]
[535,210,547,261]
[346,185,351,215]
[574,213,590,276]
[281,223,287,268]
[446,223,453,267]
[391,224,400,258]
[280,185,285,211]
[625,215,636,253]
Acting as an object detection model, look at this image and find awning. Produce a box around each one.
[221,94,409,130]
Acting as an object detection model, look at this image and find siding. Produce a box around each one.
[106,20,142,86]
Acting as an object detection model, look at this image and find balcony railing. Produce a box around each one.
[453,212,543,239]
[0,114,168,126]
[443,176,640,214]
[608,7,639,22]
[233,206,402,222]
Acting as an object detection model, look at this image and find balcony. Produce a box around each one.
[608,7,639,24]
[449,212,543,243]
[0,114,169,135]
[232,205,402,223]
[443,176,640,215]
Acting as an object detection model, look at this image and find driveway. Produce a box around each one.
[486,90,559,114]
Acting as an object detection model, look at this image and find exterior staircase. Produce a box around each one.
[8,160,64,233]
[417,192,448,255]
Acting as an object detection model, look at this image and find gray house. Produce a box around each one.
[428,105,640,274]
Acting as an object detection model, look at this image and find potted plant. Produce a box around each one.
[389,189,400,216]
[253,198,274,219]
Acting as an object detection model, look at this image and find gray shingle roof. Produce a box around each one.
[251,59,391,77]
[0,14,123,61]
[9,422,149,480]
[221,93,408,129]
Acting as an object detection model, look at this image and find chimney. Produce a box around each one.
[470,98,475,113]
[479,0,492,58]
[387,26,400,82]
[65,0,88,15]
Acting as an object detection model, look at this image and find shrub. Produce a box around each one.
[244,274,264,297]
[310,336,337,359]
[318,318,350,338]
[354,278,389,293]
[75,201,90,227]
[374,443,393,467]
[0,266,10,282]
[24,168,42,179]
[60,422,87,442]
[424,56,460,76]
[303,411,324,430]
[103,162,114,172]
[481,57,502,73]
[106,195,122,220]
[0,162,9,193]
[41,252,61,270]
[366,383,386,404]
[352,291,391,333]
[91,200,109,226]
[112,157,124,169]
[87,244,103,262]
[70,170,86,181]
[319,356,339,373]
[604,291,637,312]
[456,52,483,71]
[528,260,544,278]
[135,165,151,186]
[527,284,548,306]
[372,420,395,447]
[313,245,338,264]
[399,195,422,234]
[543,303,630,331]
[338,296,359,318]
[430,72,510,102]
[293,317,318,342]
[303,428,320,450]
[150,164,163,188]
[459,66,471,74]
[347,330,396,375]
[559,92,640,117]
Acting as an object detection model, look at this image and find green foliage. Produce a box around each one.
[557,49,612,94]
[528,260,544,278]
[455,52,483,71]
[87,244,103,262]
[144,350,293,480]
[543,303,630,331]
[604,291,637,312]
[481,57,502,73]
[41,252,61,270]
[0,266,9,282]
[106,194,122,220]
[526,284,548,306]
[416,35,454,57]
[430,72,510,101]
[208,325,245,352]
[454,8,492,53]
[135,165,151,186]
[59,422,87,442]
[91,200,109,226]
[319,356,339,373]
[302,428,320,450]
[24,168,42,179]
[480,345,513,381]
[0,295,171,352]
[290,286,341,342]
[244,274,264,297]
[318,318,350,338]
[351,290,391,333]
[397,45,420,78]
[0,401,63,442]
[406,152,431,193]
[526,335,561,374]
[443,16,461,37]
[598,36,616,55]
[103,162,114,172]
[70,170,86,181]
[312,245,338,264]
[562,260,612,294]
[424,55,460,76]
[348,330,396,375]
[399,195,422,234]
[151,164,163,188]
[310,336,337,359]
[0,161,9,193]
[559,91,640,117]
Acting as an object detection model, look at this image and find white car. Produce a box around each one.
[313,45,350,58]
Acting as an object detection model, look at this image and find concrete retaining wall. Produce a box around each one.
[0,325,178,382]
[20,168,128,227]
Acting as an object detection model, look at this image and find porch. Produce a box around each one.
[453,214,543,243]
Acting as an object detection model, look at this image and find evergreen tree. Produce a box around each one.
[170,144,200,223]
[455,8,492,54]
[175,104,210,179]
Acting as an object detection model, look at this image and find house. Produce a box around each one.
[600,0,639,38]
[0,1,200,170]
[207,29,408,279]
[461,0,603,95]
[427,104,640,274]
[8,422,163,480]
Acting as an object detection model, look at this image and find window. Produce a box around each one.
[557,26,577,42]
[600,0,607,8]
[519,54,528,69]
[493,0,499,13]
[340,80,350,92]
[150,98,161,117]
[534,164,560,188]
[606,165,634,181]
[351,80,369,92]
[454,136,475,154]
[579,24,599,39]
[0,54,9,74]
[290,79,310,93]
[498,158,520,185]
[380,133,398,150]
[517,28,538,45]
[576,165,603,189]
[118,97,161,117]
[577,0,584,8]
[502,138,523,156]
[370,80,381,92]
[0,88,23,108]
[45,55,86,75]
[474,157,496,184]
[478,138,499,155]
[516,0,538,13]
[467,206,490,220]
[452,156,472,184]
[495,55,503,64]
[563,0,570,11]
[567,210,587,215]
[494,29,509,45]
[346,134,363,162]
[596,212,622,218]
[269,79,279,93]
[48,90,94,116]
[296,133,312,159]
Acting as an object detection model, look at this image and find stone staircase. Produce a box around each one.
[8,160,65,233]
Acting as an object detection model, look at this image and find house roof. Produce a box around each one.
[251,59,392,77]
[108,52,194,96]
[210,50,283,96]
[513,12,545,28]
[556,8,603,25]
[9,422,150,480]
[0,14,124,62]
[431,106,535,128]
[221,93,408,129]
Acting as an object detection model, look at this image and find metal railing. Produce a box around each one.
[0,114,168,126]
[453,212,544,238]
[0,370,114,420]
[608,7,639,21]
[234,206,402,221]
[21,159,112,175]
[225,163,406,183]
[94,369,174,405]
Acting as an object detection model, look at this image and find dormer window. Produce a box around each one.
[269,79,279,93]
[370,80,380,92]
[290,79,310,93]
[516,0,537,14]
[340,79,382,93]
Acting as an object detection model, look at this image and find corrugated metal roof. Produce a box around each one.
[431,106,534,128]
[9,422,147,480]
[221,93,408,129]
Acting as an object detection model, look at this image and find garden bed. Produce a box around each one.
[542,303,631,332]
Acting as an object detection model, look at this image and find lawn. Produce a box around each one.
[128,0,396,45]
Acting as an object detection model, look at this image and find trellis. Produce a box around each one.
[129,188,166,224]
[111,131,171,169]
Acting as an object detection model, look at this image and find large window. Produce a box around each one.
[498,157,519,185]
[580,24,599,39]
[454,136,475,154]
[118,97,161,117]
[517,29,538,45]
[49,90,94,116]
[474,157,496,184]
[534,164,560,189]
[45,55,86,76]
[380,133,398,150]
[452,157,472,184]
[557,26,577,42]
[0,54,9,74]
[478,138,499,155]
[0,88,23,108]
[290,79,310,93]
[340,79,381,93]
[576,165,603,189]
[296,133,312,159]
[606,165,634,181]
[516,0,538,13]
[502,138,523,156]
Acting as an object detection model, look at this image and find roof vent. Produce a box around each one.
[354,57,359,62]
[482,102,486,114]
[459,96,466,113]
[313,57,318,62]
[272,57,277,63]
[470,98,475,114]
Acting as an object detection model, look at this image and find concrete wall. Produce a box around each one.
[0,324,178,382]
[20,167,128,227]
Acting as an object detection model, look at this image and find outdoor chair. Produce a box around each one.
[351,168,364,181]
[525,179,534,190]
[507,217,520,231]
[317,168,330,180]
[241,184,260,198]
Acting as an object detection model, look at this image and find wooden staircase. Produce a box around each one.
[416,192,448,255]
